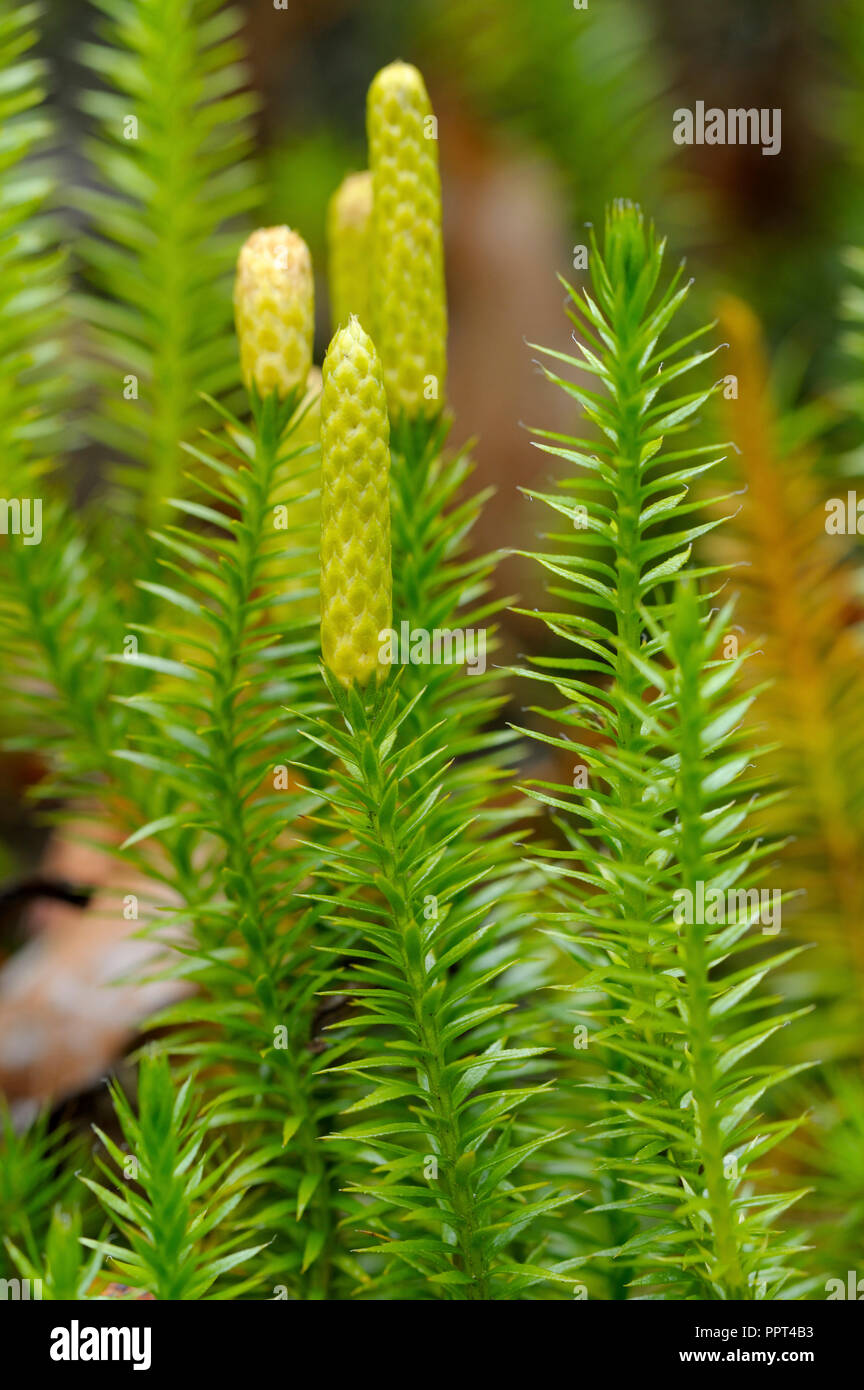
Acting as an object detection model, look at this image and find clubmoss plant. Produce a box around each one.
[111,228,343,1297]
[365,60,518,836]
[300,64,564,1298]
[518,202,809,1298]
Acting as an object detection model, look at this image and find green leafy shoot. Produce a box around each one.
[299,669,571,1299]
[81,1052,272,1300]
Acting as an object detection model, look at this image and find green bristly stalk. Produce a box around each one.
[302,672,567,1299]
[119,376,337,1295]
[326,675,496,1298]
[81,1054,272,1300]
[201,386,334,1297]
[520,200,808,1298]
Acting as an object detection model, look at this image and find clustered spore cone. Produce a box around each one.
[368,60,447,419]
[319,315,392,686]
[234,226,314,400]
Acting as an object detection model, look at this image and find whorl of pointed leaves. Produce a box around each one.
[367,61,447,418]
[301,672,570,1299]
[326,170,373,332]
[519,201,807,1297]
[81,1054,271,1300]
[320,317,392,686]
[234,226,314,400]
[523,201,729,765]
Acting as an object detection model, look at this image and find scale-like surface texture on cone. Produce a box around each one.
[368,61,447,418]
[234,227,313,398]
[320,318,392,685]
[327,172,373,333]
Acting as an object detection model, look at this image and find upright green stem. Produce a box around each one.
[675,624,749,1299]
[348,696,491,1299]
[603,316,650,1294]
[611,348,645,777]
[207,395,332,1297]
